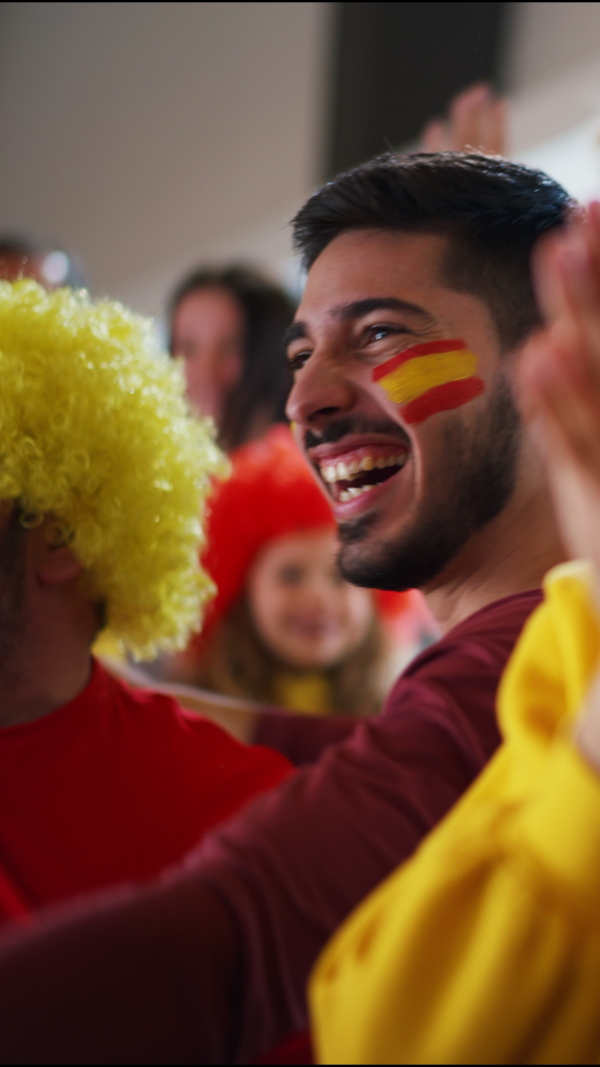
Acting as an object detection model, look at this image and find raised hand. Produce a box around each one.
[420,83,506,156]
[520,204,600,768]
[520,205,600,577]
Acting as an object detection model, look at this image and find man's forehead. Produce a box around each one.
[294,230,448,332]
[301,230,446,300]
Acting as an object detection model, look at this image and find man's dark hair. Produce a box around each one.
[293,152,576,349]
[168,264,294,450]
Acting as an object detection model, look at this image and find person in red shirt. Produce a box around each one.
[0,279,290,925]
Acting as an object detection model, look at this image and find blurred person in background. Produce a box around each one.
[163,425,429,716]
[0,231,87,289]
[0,280,290,926]
[168,264,295,450]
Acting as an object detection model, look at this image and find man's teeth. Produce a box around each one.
[321,453,406,484]
[338,485,375,502]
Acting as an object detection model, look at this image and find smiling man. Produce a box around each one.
[0,153,576,1064]
[286,160,560,630]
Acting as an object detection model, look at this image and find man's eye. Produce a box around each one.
[367,324,407,343]
[287,350,311,372]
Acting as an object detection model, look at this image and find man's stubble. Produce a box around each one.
[337,371,522,592]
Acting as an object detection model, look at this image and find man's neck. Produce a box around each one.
[424,481,565,634]
[0,597,95,729]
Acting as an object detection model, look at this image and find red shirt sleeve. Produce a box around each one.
[0,865,30,924]
[191,589,542,1059]
[0,591,542,1065]
[253,710,358,766]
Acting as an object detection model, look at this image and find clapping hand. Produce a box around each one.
[420,83,506,156]
[520,203,600,768]
[520,204,600,578]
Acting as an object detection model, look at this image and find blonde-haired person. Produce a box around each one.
[0,280,290,924]
[310,206,600,1065]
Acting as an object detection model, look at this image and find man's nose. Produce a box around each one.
[286,353,356,428]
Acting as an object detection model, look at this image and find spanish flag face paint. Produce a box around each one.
[372,339,485,425]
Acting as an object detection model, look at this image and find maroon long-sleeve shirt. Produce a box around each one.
[0,589,541,1065]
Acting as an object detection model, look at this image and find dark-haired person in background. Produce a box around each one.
[0,147,574,1064]
[168,264,294,450]
[155,267,299,689]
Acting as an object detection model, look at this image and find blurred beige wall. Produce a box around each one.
[508,2,600,95]
[0,2,599,316]
[0,1,331,313]
[507,2,600,151]
[505,3,600,202]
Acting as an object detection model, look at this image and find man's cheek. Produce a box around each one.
[372,339,485,424]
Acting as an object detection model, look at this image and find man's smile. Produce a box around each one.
[308,437,412,512]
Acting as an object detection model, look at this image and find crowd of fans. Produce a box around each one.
[0,81,600,1065]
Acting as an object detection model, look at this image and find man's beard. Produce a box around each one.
[0,509,27,674]
[337,371,522,592]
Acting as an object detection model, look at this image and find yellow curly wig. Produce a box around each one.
[0,279,227,659]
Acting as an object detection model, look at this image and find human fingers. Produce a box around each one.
[582,201,600,294]
[531,232,571,324]
[551,230,600,394]
[419,83,505,154]
[449,83,491,151]
[521,331,600,579]
[520,319,600,479]
[521,247,600,575]
[530,219,592,326]
[482,98,507,156]
[420,119,449,152]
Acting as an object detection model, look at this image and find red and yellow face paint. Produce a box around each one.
[372,339,485,424]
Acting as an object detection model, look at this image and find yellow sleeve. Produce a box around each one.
[310,563,600,1065]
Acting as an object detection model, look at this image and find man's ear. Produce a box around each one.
[31,521,83,586]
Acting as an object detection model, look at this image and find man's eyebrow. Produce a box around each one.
[282,321,308,349]
[282,297,434,350]
[334,297,434,322]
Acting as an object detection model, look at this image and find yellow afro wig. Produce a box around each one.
[0,279,227,659]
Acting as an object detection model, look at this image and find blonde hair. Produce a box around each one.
[0,280,226,659]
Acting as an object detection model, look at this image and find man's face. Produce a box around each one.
[285,229,522,592]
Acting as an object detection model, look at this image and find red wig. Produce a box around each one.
[199,426,333,640]
[194,424,425,650]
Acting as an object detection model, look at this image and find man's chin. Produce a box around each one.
[337,534,413,593]
[337,511,466,594]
